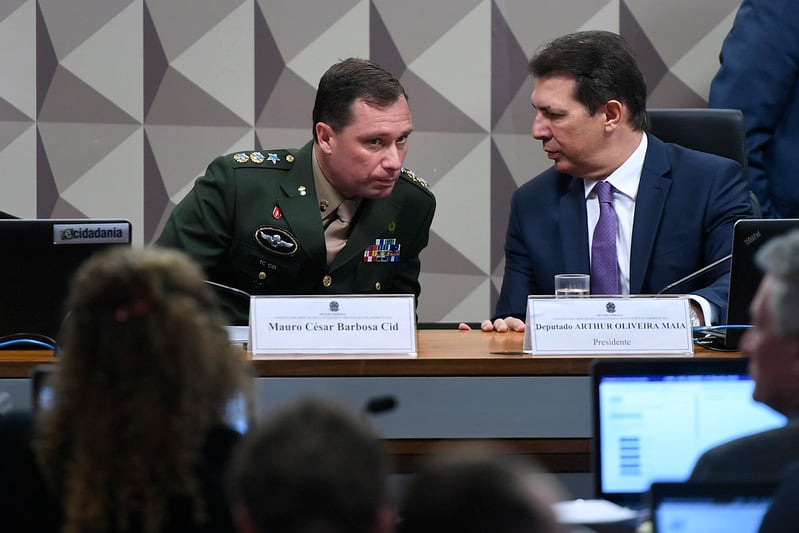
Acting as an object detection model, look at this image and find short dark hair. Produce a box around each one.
[312,58,407,142]
[398,453,559,533]
[228,396,390,533]
[528,30,649,131]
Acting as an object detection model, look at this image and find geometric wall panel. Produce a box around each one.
[1,0,740,321]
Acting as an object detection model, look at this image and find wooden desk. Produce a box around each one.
[0,331,739,478]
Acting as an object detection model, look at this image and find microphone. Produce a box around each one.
[656,254,732,295]
[203,280,252,302]
[204,280,252,326]
[363,395,398,415]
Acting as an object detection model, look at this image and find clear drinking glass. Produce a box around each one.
[554,273,590,298]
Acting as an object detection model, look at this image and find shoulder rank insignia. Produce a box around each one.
[401,167,430,188]
[231,149,295,170]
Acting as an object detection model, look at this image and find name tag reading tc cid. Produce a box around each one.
[523,296,694,356]
[249,294,416,355]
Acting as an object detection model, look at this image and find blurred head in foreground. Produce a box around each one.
[228,396,394,533]
[35,246,244,533]
[398,445,566,533]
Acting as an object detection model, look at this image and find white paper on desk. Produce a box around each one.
[523,295,694,355]
[249,294,416,355]
[552,499,639,525]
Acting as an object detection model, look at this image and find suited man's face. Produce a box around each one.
[530,74,612,180]
[741,275,799,416]
[315,97,413,200]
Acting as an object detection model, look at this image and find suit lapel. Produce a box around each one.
[559,178,591,273]
[277,142,326,265]
[629,138,671,293]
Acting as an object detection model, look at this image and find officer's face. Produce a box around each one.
[530,74,613,180]
[315,96,412,199]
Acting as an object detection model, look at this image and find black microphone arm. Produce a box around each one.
[203,280,252,302]
[656,254,732,295]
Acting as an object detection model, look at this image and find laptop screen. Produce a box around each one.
[592,358,785,508]
[724,218,799,348]
[650,482,775,533]
[0,219,132,343]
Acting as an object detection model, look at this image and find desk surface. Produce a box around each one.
[0,330,739,378]
[0,330,741,480]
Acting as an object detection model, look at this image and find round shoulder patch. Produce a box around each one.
[254,226,299,256]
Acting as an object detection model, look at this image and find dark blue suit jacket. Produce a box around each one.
[759,460,799,532]
[709,0,799,218]
[494,135,752,321]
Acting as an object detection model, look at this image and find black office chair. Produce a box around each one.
[647,108,761,217]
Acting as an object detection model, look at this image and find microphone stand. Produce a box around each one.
[656,254,732,295]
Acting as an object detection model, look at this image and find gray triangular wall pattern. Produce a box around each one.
[2,1,741,321]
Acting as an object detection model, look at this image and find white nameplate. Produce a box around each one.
[523,296,694,356]
[249,294,416,355]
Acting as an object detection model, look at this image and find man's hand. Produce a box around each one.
[689,301,706,327]
[458,317,525,332]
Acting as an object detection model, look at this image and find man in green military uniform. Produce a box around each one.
[156,58,435,324]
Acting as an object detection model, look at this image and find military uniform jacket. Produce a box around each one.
[156,141,436,324]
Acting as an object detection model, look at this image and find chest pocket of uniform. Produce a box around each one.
[353,257,400,293]
[230,241,304,290]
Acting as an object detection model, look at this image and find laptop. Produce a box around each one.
[649,482,776,533]
[720,218,799,349]
[591,358,785,509]
[0,219,132,344]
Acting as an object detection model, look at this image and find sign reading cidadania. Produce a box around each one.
[249,294,416,355]
[523,296,694,356]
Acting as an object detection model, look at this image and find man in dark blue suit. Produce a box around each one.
[709,0,799,218]
[466,31,752,332]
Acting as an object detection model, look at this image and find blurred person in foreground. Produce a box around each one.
[398,446,566,533]
[461,30,750,333]
[0,246,247,532]
[228,396,394,533]
[690,229,799,483]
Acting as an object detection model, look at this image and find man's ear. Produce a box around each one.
[603,100,623,131]
[316,122,335,155]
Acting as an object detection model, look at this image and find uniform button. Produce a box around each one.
[374,282,382,291]
[323,275,332,287]
[258,271,267,280]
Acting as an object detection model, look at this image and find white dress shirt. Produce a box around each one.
[583,133,715,323]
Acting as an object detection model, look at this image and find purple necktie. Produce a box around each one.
[591,181,619,295]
